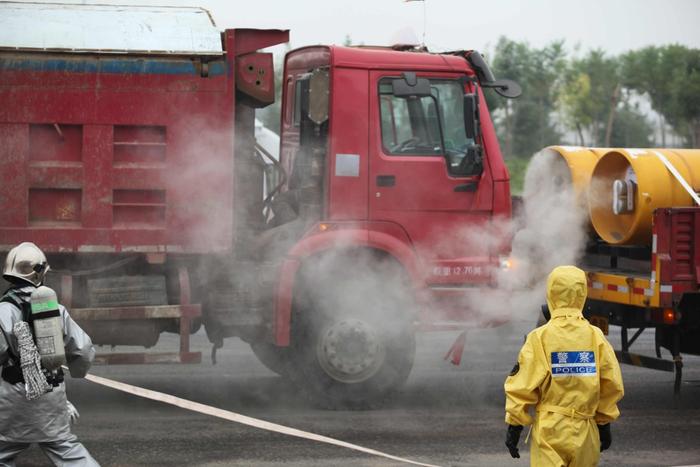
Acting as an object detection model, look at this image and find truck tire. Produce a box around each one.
[249,342,292,377]
[290,254,416,409]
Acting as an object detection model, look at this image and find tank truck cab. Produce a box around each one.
[261,45,520,407]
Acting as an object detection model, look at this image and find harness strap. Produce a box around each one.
[537,404,595,420]
[0,287,64,387]
[1,365,24,384]
[1,289,32,323]
[0,289,31,365]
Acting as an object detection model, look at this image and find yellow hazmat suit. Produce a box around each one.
[505,266,624,466]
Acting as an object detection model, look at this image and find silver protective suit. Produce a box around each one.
[0,285,99,466]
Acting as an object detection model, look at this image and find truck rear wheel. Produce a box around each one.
[290,254,416,409]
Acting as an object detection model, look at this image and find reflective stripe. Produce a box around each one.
[660,285,673,293]
[594,282,649,295]
[551,363,596,369]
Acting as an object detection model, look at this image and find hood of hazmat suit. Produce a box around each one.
[504,265,624,466]
[0,285,95,442]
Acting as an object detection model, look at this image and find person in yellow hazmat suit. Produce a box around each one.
[504,265,624,466]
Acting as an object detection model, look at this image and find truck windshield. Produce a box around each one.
[379,78,476,174]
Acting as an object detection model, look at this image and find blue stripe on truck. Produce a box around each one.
[0,57,226,76]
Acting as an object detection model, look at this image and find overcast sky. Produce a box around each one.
[11,0,700,56]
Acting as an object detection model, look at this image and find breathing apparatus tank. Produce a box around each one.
[30,286,66,370]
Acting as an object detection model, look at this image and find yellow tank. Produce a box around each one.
[523,146,605,227]
[549,146,605,195]
[589,148,700,245]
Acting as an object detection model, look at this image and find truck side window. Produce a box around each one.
[379,78,480,176]
[380,96,413,147]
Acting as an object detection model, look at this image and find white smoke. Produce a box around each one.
[456,149,591,324]
[508,149,589,287]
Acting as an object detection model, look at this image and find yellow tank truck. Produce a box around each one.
[533,147,700,396]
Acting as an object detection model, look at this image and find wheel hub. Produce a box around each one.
[317,318,386,383]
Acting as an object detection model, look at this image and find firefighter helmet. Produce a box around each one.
[3,242,50,286]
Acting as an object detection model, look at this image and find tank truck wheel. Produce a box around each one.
[290,254,416,409]
[249,342,293,377]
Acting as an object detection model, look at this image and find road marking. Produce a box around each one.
[83,373,442,467]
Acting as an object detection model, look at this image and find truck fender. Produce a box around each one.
[272,227,424,346]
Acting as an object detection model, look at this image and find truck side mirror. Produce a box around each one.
[392,72,431,97]
[486,79,522,99]
[463,93,478,139]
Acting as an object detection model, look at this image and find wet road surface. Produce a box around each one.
[14,319,700,466]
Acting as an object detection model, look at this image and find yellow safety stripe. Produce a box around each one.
[584,271,659,307]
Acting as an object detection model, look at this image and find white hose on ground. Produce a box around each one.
[82,372,442,467]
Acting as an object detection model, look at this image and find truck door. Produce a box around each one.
[368,72,494,283]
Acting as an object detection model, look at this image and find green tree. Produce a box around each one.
[488,37,566,158]
[608,103,655,148]
[559,72,594,145]
[622,45,700,147]
[558,50,621,146]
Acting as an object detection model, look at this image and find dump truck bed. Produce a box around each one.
[0,4,241,254]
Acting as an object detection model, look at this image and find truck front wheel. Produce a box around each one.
[290,255,416,409]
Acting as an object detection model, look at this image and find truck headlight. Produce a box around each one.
[499,256,514,270]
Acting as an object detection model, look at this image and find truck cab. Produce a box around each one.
[272,45,512,310]
[260,46,515,407]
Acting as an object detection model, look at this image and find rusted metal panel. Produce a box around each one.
[0,3,222,55]
[0,9,288,255]
[71,304,201,321]
[0,124,29,227]
[87,275,167,308]
[74,302,202,364]
[236,53,275,106]
[0,53,235,253]
[232,29,290,56]
[94,351,201,365]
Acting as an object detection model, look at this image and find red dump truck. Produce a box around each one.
[0,3,520,407]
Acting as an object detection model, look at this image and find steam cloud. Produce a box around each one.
[462,148,590,324]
